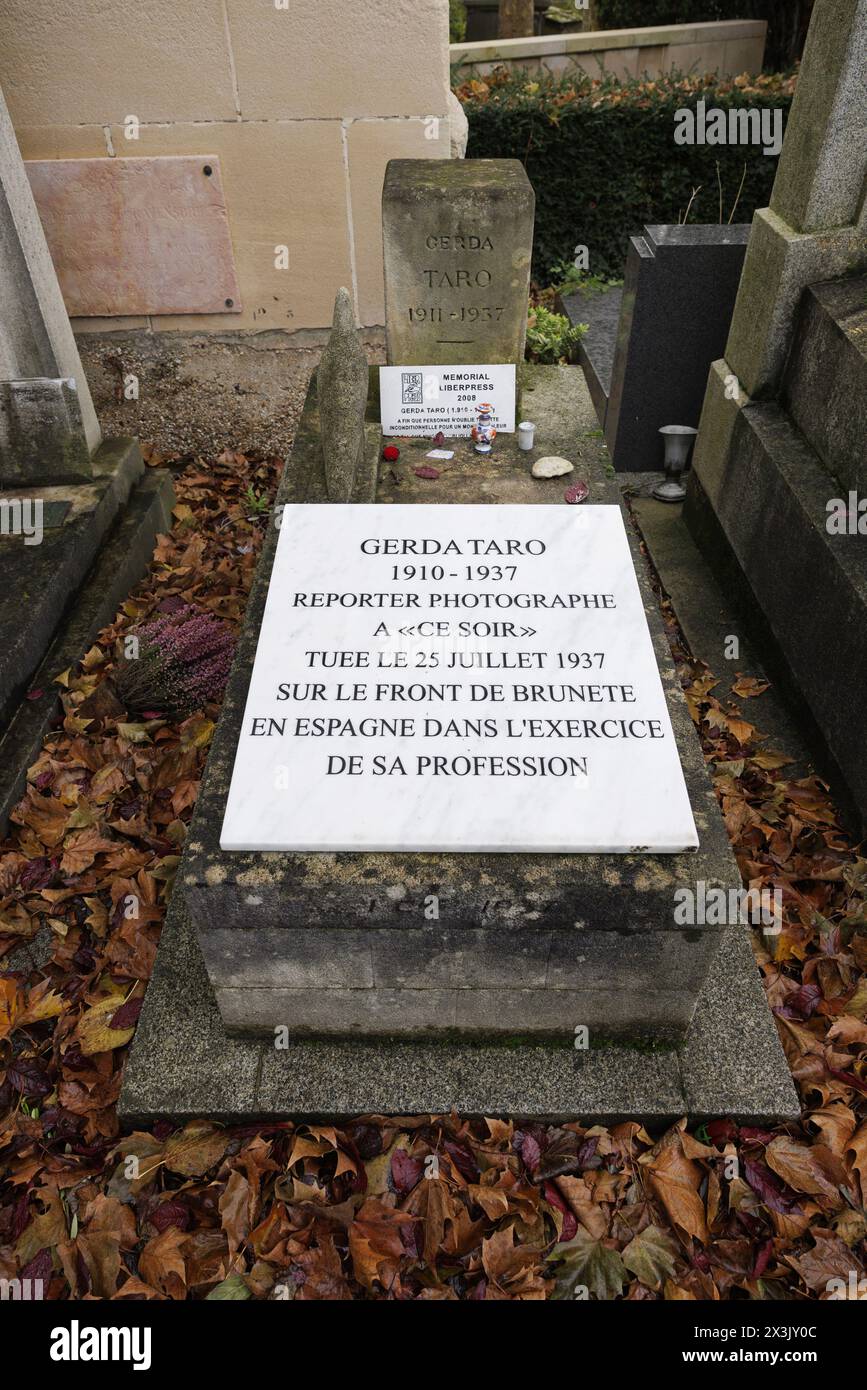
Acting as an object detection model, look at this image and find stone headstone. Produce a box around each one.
[0,377,90,482]
[382,159,535,368]
[219,502,697,854]
[317,287,368,502]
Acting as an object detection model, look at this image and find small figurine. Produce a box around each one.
[472,401,497,455]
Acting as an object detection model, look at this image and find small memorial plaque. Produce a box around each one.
[220,504,698,853]
[379,363,516,437]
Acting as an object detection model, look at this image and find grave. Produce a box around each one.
[120,156,797,1123]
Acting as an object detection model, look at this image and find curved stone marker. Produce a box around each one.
[317,287,369,503]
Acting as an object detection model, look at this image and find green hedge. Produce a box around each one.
[457,69,796,285]
[449,0,468,43]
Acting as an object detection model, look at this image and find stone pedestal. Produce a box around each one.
[382,158,535,368]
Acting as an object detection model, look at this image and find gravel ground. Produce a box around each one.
[77,327,386,459]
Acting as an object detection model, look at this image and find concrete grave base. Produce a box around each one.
[118,890,798,1125]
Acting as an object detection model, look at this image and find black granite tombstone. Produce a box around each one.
[564,224,751,472]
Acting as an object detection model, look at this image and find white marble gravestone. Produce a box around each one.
[220,503,698,853]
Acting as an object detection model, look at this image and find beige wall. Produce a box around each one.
[452,19,767,82]
[0,0,452,334]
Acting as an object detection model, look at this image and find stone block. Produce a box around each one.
[0,437,143,727]
[382,158,535,367]
[726,208,867,399]
[666,41,724,75]
[224,0,450,121]
[564,284,622,425]
[769,0,867,235]
[0,86,100,454]
[722,36,766,75]
[215,982,695,1043]
[13,125,109,161]
[0,0,237,125]
[782,274,867,493]
[370,928,553,990]
[599,47,639,82]
[636,46,666,76]
[0,467,174,834]
[118,893,799,1125]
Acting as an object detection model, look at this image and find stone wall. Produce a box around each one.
[0,0,453,335]
[452,18,767,80]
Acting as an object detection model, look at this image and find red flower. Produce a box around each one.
[382,445,400,462]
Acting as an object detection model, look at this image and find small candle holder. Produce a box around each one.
[652,425,698,503]
[517,421,536,451]
[472,401,497,455]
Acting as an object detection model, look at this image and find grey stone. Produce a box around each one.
[201,923,717,1040]
[0,436,145,732]
[721,4,867,399]
[317,288,368,502]
[563,283,621,425]
[725,207,866,400]
[769,0,867,236]
[686,363,867,831]
[682,926,798,1120]
[0,467,174,833]
[382,158,534,368]
[217,984,695,1044]
[118,894,798,1125]
[602,224,750,469]
[0,85,100,467]
[685,6,867,833]
[184,365,735,1045]
[0,377,90,483]
[782,273,867,493]
[370,927,552,990]
[119,895,261,1123]
[530,454,573,478]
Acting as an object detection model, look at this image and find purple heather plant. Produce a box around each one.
[115,603,235,718]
